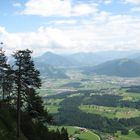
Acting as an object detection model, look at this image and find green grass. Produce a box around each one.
[115,131,140,140]
[46,105,59,114]
[68,93,83,97]
[44,98,64,114]
[44,98,64,113]
[79,105,140,119]
[122,92,140,101]
[44,98,63,105]
[49,126,76,135]
[121,96,134,101]
[38,89,55,96]
[49,126,100,140]
[78,130,100,140]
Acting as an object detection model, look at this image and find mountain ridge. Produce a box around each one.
[35,51,140,67]
[84,58,140,77]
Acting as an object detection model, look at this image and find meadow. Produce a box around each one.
[115,131,140,140]
[49,126,100,140]
[79,105,140,119]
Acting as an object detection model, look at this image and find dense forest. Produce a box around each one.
[0,48,68,140]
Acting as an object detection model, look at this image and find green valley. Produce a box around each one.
[42,70,140,140]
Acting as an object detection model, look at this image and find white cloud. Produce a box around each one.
[100,0,112,4]
[104,0,112,4]
[73,4,98,16]
[0,26,50,56]
[51,20,77,25]
[123,0,140,5]
[1,11,140,56]
[21,0,98,17]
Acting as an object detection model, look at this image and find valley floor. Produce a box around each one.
[41,70,140,140]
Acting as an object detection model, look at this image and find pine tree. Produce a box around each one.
[0,48,13,102]
[61,127,69,140]
[13,49,39,139]
[13,49,41,107]
[2,64,14,103]
[13,49,51,140]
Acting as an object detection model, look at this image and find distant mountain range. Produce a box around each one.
[84,58,140,77]
[33,51,140,78]
[35,51,140,67]
[68,51,138,66]
[34,52,76,67]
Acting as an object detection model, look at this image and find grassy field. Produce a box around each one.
[49,125,100,140]
[46,105,59,113]
[45,98,64,105]
[44,98,63,113]
[68,93,83,97]
[115,131,140,140]
[79,105,140,119]
[122,92,140,101]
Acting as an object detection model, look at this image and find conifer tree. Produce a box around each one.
[0,48,7,100]
[13,49,50,140]
[61,127,69,140]
[13,49,40,139]
[0,48,13,101]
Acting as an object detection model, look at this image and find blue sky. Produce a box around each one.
[0,0,140,55]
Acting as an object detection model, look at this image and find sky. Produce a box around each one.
[0,0,140,56]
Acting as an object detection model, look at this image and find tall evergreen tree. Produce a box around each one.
[0,48,7,100]
[13,49,38,139]
[61,127,69,140]
[13,49,41,107]
[0,48,13,101]
[13,49,48,140]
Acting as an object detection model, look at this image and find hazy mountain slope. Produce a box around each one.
[8,51,140,78]
[8,54,67,79]
[126,52,140,64]
[35,62,68,78]
[35,52,76,67]
[68,51,138,66]
[132,56,140,64]
[35,51,138,68]
[84,58,140,77]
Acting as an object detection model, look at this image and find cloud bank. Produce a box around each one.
[21,0,98,17]
[0,0,140,56]
[1,13,140,56]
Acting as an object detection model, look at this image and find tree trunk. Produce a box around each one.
[17,59,21,140]
[2,77,4,101]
